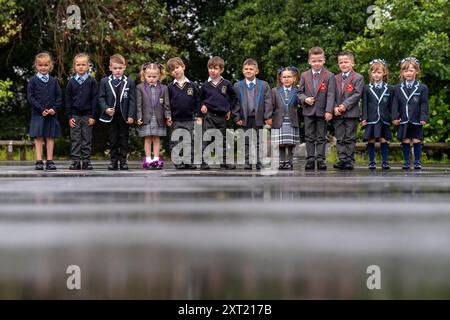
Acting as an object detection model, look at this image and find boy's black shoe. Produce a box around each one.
[82,161,93,170]
[200,162,210,170]
[344,162,354,170]
[186,164,197,170]
[119,162,129,170]
[278,161,286,170]
[333,161,346,170]
[368,162,376,170]
[244,164,252,170]
[381,162,390,170]
[255,163,262,170]
[35,160,44,171]
[220,164,236,170]
[46,160,57,170]
[174,164,184,169]
[317,161,327,170]
[108,162,118,171]
[414,161,422,170]
[284,162,293,170]
[69,161,81,170]
[402,162,410,170]
[305,161,315,170]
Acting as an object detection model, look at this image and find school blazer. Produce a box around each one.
[136,82,171,126]
[392,81,429,125]
[334,71,364,119]
[98,75,136,122]
[232,79,273,126]
[298,69,335,116]
[361,83,393,125]
[271,87,300,129]
[27,75,62,116]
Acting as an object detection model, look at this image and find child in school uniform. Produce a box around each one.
[392,57,428,170]
[136,62,171,170]
[27,52,62,170]
[199,56,238,170]
[65,53,98,170]
[166,57,200,170]
[98,54,136,170]
[298,47,335,171]
[333,51,364,170]
[272,66,301,170]
[361,58,393,170]
[233,58,273,170]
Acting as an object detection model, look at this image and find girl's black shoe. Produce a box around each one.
[35,160,44,170]
[46,160,57,170]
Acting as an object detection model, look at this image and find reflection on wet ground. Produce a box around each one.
[0,161,449,299]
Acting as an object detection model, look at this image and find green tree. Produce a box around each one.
[345,0,450,142]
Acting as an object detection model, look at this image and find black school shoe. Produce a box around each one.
[333,161,346,170]
[82,161,93,170]
[69,161,81,170]
[305,161,315,170]
[220,163,236,170]
[200,162,210,170]
[108,162,118,171]
[119,162,129,170]
[46,160,57,170]
[317,161,327,170]
[35,160,44,170]
[344,162,354,170]
[284,162,293,170]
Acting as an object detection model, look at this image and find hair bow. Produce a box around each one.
[400,57,420,65]
[369,58,386,65]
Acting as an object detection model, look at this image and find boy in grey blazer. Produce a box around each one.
[333,51,364,170]
[233,58,273,169]
[298,47,335,170]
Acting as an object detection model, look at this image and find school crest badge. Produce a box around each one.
[319,82,327,91]
[345,84,353,92]
[159,98,164,104]
[221,86,227,94]
[187,88,194,96]
[123,91,128,98]
[413,97,419,103]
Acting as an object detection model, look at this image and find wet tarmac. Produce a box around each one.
[0,161,450,299]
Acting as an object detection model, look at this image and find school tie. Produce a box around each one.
[313,72,319,78]
[41,75,48,83]
[247,82,255,90]
[285,88,290,95]
[112,78,121,87]
[342,73,348,80]
[407,83,412,89]
[77,77,84,85]
[375,84,382,89]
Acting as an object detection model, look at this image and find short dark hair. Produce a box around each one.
[308,47,325,58]
[337,51,355,62]
[207,56,225,69]
[242,58,258,68]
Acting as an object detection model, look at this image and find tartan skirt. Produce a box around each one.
[272,116,300,146]
[138,115,167,137]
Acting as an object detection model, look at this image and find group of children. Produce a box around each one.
[27,47,428,171]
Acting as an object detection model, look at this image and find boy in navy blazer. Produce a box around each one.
[333,51,364,170]
[98,54,136,170]
[232,58,272,170]
[298,47,335,170]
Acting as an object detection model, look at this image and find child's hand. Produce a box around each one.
[236,120,243,126]
[420,120,427,125]
[334,107,341,117]
[88,118,96,126]
[265,119,273,126]
[196,118,203,125]
[69,118,76,128]
[42,109,49,117]
[127,117,134,124]
[166,117,173,127]
[361,120,368,126]
[226,111,231,120]
[338,104,346,113]
[200,105,208,114]
[137,118,143,126]
[305,97,315,106]
[392,119,400,126]
[106,108,115,116]
[325,112,333,121]
[48,108,55,115]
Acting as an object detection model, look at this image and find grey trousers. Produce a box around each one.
[304,116,327,162]
[334,118,358,164]
[170,120,195,164]
[70,115,93,161]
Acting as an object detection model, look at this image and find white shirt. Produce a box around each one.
[208,76,223,85]
[174,77,189,86]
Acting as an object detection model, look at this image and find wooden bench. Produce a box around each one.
[0,140,34,161]
[355,142,450,151]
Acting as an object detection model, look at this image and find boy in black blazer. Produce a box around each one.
[333,51,364,170]
[98,54,136,170]
[233,58,272,170]
[298,47,335,170]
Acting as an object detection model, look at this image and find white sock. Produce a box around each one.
[146,156,151,162]
[153,156,159,161]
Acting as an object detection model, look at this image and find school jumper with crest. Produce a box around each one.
[232,78,272,167]
[98,75,136,167]
[298,68,335,167]
[333,71,364,169]
[200,77,237,168]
